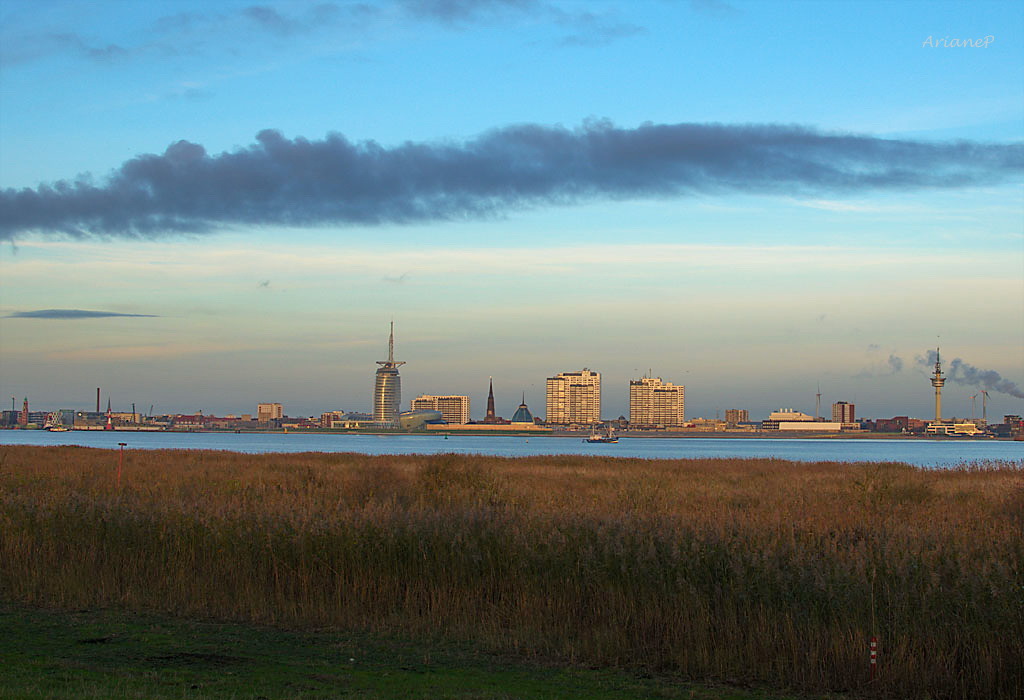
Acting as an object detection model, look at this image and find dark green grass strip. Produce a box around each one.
[0,605,831,700]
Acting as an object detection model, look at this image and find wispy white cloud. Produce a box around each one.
[5,239,1014,279]
[791,199,914,213]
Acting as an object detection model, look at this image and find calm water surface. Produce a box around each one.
[1,430,1020,468]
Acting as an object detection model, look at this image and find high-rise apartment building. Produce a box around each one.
[411,395,471,424]
[546,368,601,424]
[832,401,856,423]
[629,376,685,427]
[373,322,405,425]
[257,402,283,422]
[724,408,749,425]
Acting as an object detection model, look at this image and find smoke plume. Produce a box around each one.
[2,120,1022,240]
[920,350,1024,399]
[887,354,903,373]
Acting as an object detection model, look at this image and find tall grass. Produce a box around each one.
[1,446,1021,698]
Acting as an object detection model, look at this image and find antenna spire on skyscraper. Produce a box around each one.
[373,322,405,425]
[377,321,404,369]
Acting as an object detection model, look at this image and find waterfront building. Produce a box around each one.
[926,421,983,436]
[629,376,686,428]
[832,401,856,423]
[411,395,471,425]
[373,322,405,425]
[775,421,842,432]
[768,408,814,422]
[546,368,601,425]
[426,421,551,433]
[510,394,535,424]
[724,408,749,426]
[257,402,283,422]
[685,418,726,432]
[72,411,107,429]
[321,411,373,429]
[398,409,444,430]
[872,416,928,433]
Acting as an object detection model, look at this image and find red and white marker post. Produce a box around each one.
[870,636,878,681]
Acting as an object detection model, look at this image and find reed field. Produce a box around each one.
[0,445,1021,699]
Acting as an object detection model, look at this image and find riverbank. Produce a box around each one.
[6,426,1010,441]
[1,446,1020,698]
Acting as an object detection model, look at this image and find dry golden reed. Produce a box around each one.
[1,446,1021,699]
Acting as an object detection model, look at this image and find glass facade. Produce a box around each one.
[373,367,402,424]
[373,323,405,425]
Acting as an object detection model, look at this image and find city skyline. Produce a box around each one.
[5,342,1018,425]
[1,1,1021,421]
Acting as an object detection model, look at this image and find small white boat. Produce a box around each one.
[584,427,618,443]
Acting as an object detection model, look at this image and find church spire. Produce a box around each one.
[485,377,496,421]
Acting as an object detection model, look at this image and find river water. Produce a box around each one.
[0,430,1020,468]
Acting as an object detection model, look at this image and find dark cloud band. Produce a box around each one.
[2,120,1021,240]
[6,309,158,319]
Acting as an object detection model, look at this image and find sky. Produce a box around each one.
[1,0,1022,422]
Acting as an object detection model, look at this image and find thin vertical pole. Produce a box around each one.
[117,442,127,488]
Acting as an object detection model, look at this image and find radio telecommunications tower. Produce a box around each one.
[931,347,946,422]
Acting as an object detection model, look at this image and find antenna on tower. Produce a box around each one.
[376,321,405,369]
[388,320,394,364]
[931,342,946,423]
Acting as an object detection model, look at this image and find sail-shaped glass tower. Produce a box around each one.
[373,322,405,425]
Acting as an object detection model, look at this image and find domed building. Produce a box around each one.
[511,394,534,425]
[398,409,444,431]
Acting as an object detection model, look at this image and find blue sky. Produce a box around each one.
[1,0,1022,421]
